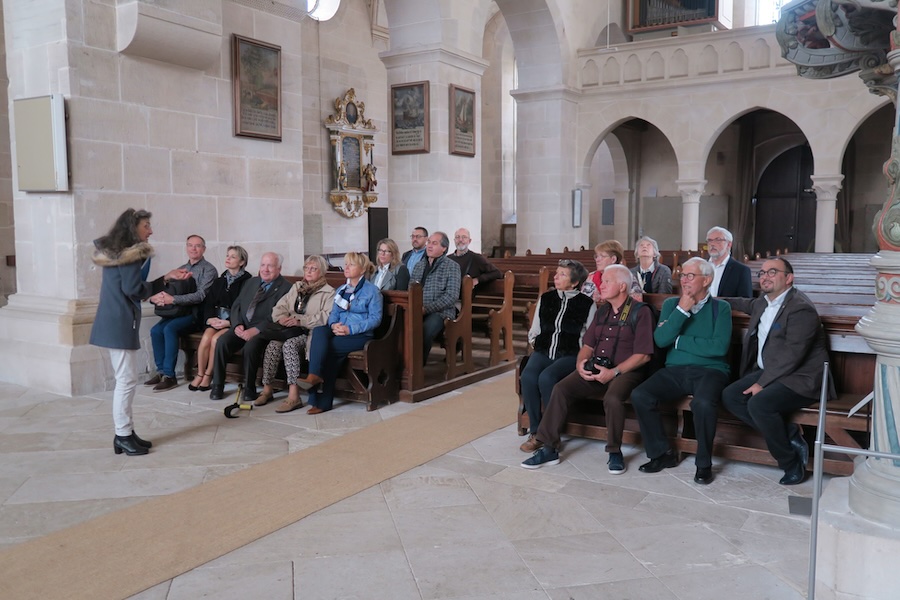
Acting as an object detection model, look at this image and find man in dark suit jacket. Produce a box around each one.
[410,231,461,365]
[721,257,833,485]
[706,226,752,297]
[209,252,290,400]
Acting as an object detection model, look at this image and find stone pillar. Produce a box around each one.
[613,186,633,245]
[380,45,487,251]
[511,87,588,254]
[816,49,900,600]
[811,174,843,253]
[677,179,706,251]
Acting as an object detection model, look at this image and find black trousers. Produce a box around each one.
[631,365,729,468]
[722,371,815,470]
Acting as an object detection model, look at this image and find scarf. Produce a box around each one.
[294,277,328,314]
[224,268,246,290]
[334,278,365,311]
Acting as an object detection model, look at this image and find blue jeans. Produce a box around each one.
[307,325,372,412]
[150,314,195,378]
[519,351,578,434]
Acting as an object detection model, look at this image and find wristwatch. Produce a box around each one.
[613,368,621,377]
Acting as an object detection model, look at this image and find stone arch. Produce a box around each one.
[646,52,665,81]
[623,54,642,83]
[494,0,567,89]
[671,49,688,78]
[723,41,743,73]
[698,45,718,76]
[749,38,770,70]
[602,57,621,85]
[582,59,600,87]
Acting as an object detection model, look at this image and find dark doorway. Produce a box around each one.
[754,145,816,255]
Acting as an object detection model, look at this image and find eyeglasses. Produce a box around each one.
[410,234,425,239]
[595,254,613,260]
[679,272,702,281]
[706,237,727,244]
[757,268,787,278]
[303,265,320,272]
[558,259,577,267]
[377,248,392,254]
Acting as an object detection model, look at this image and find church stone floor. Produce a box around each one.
[0,373,819,599]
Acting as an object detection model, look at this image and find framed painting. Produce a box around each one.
[232,34,282,141]
[449,84,475,157]
[390,81,429,154]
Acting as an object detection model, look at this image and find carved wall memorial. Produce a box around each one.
[325,89,378,218]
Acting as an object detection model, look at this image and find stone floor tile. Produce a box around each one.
[393,503,509,549]
[381,473,482,511]
[660,564,805,599]
[294,550,421,600]
[547,577,677,599]
[166,560,295,600]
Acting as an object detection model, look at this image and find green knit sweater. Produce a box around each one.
[654,296,732,375]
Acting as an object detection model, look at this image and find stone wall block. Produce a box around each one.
[121,58,217,113]
[124,145,171,193]
[68,97,148,144]
[248,158,304,200]
[69,46,120,101]
[171,151,245,196]
[149,109,197,151]
[69,139,123,192]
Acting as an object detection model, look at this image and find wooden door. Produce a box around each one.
[754,145,816,255]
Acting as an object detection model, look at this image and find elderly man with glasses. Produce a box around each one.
[720,257,833,485]
[705,226,752,298]
[630,257,732,485]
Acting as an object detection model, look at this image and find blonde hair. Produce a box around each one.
[376,238,401,269]
[344,251,376,277]
[594,240,624,263]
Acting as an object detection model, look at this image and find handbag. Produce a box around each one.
[154,277,197,318]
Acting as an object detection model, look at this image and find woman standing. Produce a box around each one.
[253,255,335,413]
[370,238,410,291]
[519,259,596,453]
[297,252,383,414]
[187,245,252,391]
[630,236,673,294]
[90,208,183,456]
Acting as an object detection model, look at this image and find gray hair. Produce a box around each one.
[684,256,715,278]
[603,264,633,287]
[304,254,329,275]
[706,226,733,243]
[635,236,660,259]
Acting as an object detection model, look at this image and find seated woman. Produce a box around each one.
[581,240,626,303]
[253,255,335,412]
[296,252,383,414]
[519,259,596,453]
[188,246,251,391]
[370,237,410,291]
[630,235,674,294]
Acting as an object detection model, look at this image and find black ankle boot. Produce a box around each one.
[131,431,153,449]
[114,434,149,456]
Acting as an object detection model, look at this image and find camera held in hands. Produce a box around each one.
[585,356,613,374]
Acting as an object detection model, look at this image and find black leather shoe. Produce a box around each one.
[789,426,809,468]
[780,459,806,485]
[209,385,224,400]
[114,434,149,456]
[132,431,153,449]
[694,466,714,485]
[639,450,679,473]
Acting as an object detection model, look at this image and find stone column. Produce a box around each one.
[379,45,487,251]
[811,174,843,253]
[815,50,900,600]
[613,186,633,245]
[677,179,706,251]
[510,87,588,254]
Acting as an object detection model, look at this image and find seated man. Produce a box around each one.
[706,226,752,298]
[209,252,290,400]
[721,257,833,485]
[144,234,217,392]
[402,226,428,274]
[448,228,502,293]
[410,231,461,365]
[521,265,654,472]
[630,257,732,485]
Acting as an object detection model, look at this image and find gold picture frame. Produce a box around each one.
[449,84,475,157]
[390,81,430,154]
[232,34,282,141]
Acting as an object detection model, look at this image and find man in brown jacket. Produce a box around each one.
[721,257,833,485]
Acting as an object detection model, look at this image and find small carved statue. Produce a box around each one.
[364,163,377,192]
[337,161,347,190]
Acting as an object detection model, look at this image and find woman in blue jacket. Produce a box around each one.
[90,209,175,455]
[297,252,383,414]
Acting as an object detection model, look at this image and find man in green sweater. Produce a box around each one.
[631,257,732,484]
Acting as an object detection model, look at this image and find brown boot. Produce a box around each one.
[519,434,543,453]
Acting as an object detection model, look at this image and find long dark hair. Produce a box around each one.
[95,208,152,254]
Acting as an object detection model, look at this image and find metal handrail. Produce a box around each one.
[807,361,900,600]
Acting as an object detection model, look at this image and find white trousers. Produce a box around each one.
[109,348,137,437]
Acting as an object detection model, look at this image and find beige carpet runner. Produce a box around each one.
[0,377,515,600]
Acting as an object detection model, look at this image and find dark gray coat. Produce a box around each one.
[89,242,162,350]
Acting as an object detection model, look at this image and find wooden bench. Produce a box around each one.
[516,294,875,476]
